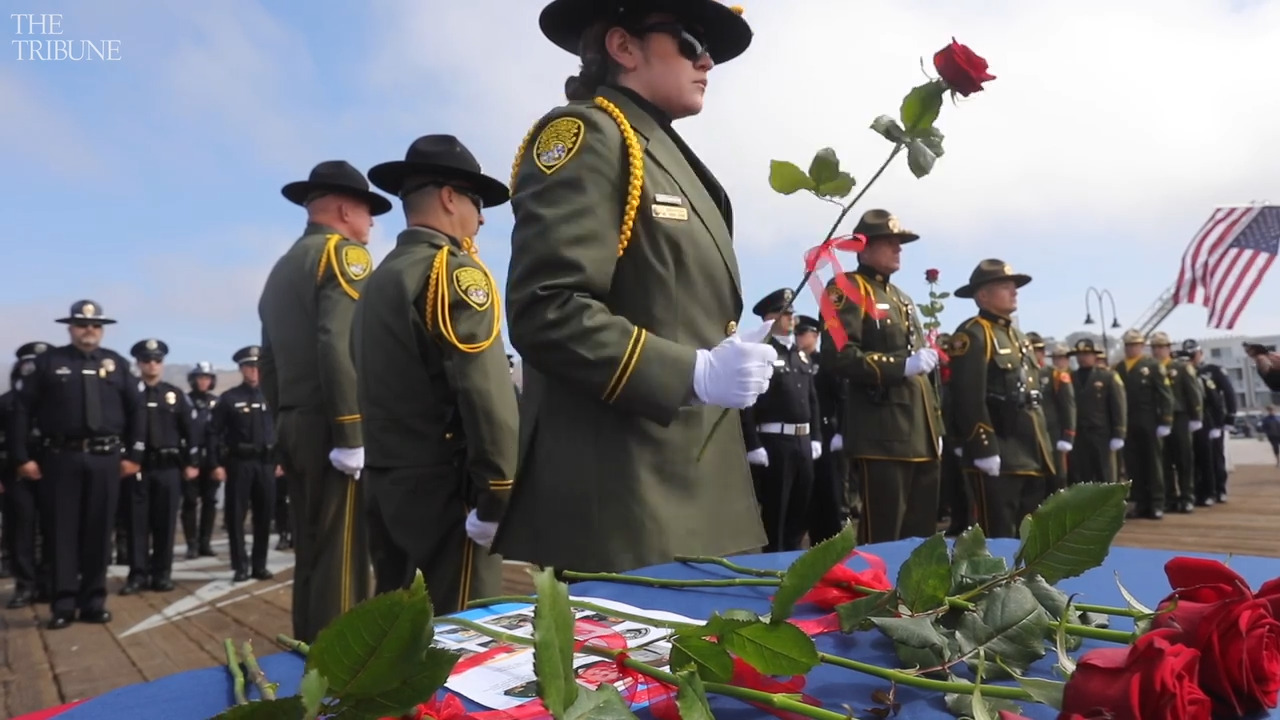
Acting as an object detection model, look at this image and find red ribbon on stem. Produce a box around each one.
[802,234,885,351]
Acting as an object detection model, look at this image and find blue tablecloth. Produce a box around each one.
[52,539,1280,720]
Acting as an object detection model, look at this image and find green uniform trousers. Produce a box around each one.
[364,465,502,615]
[1125,426,1165,514]
[1162,415,1195,507]
[966,470,1047,539]
[1049,448,1069,494]
[849,458,939,544]
[1068,432,1116,485]
[276,410,372,643]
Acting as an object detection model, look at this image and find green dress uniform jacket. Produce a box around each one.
[1161,356,1203,508]
[1038,364,1077,486]
[946,312,1053,537]
[495,85,766,573]
[819,265,943,543]
[353,227,518,610]
[258,222,374,642]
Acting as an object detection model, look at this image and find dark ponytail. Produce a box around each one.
[564,21,619,101]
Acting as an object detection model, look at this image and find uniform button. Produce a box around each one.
[725,321,737,336]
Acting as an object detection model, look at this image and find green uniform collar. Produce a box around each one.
[978,308,1014,327]
[855,263,892,286]
[303,221,343,238]
[396,225,464,251]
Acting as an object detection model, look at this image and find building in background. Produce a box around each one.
[1196,334,1280,416]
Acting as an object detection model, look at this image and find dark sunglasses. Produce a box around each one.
[73,323,103,330]
[633,22,710,62]
[450,186,483,213]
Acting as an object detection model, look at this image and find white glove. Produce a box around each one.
[1189,420,1204,432]
[1156,425,1172,438]
[329,446,364,478]
[1056,440,1073,452]
[692,334,778,409]
[1209,428,1223,439]
[973,455,1001,476]
[746,447,769,466]
[1109,438,1125,452]
[829,434,843,452]
[904,348,940,377]
[465,509,498,548]
[811,441,822,460]
[936,437,943,456]
[954,447,963,458]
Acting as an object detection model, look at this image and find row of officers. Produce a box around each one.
[0,302,287,629]
[745,247,1239,552]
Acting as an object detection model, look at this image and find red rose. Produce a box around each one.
[1154,557,1280,714]
[933,38,996,97]
[925,268,940,284]
[1060,628,1212,720]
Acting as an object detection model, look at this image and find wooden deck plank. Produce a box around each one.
[3,448,1279,718]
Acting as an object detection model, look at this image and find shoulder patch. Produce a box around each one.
[950,333,970,357]
[1187,364,1197,377]
[341,244,373,281]
[534,116,586,174]
[825,284,845,309]
[452,265,493,311]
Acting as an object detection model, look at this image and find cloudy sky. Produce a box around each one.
[4,0,1279,366]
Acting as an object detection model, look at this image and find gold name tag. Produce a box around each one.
[652,204,688,221]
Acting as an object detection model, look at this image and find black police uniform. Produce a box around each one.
[1183,340,1235,503]
[801,315,850,544]
[1195,358,1236,501]
[739,289,823,552]
[212,346,277,582]
[2,341,54,607]
[8,300,144,628]
[182,362,220,558]
[123,339,199,594]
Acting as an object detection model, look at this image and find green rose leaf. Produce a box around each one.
[329,646,458,719]
[816,173,856,199]
[673,668,716,720]
[955,582,1050,679]
[917,126,946,158]
[212,698,306,720]
[870,115,908,144]
[304,570,437,700]
[870,615,954,670]
[719,620,820,676]
[563,683,639,720]
[769,160,816,195]
[532,567,580,716]
[834,591,892,633]
[906,140,937,179]
[1015,482,1130,583]
[944,690,1022,718]
[808,147,841,186]
[770,523,855,623]
[298,669,328,719]
[934,290,952,300]
[900,80,946,132]
[669,635,735,683]
[951,525,1009,594]
[896,533,952,613]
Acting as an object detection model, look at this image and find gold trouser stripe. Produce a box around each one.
[857,459,871,545]
[340,479,356,614]
[459,538,474,614]
[966,470,990,535]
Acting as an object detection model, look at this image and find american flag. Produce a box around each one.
[1172,204,1280,329]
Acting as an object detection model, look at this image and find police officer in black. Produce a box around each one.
[740,289,823,552]
[211,346,278,582]
[122,339,200,595]
[182,361,220,559]
[1182,339,1233,504]
[2,341,53,608]
[800,314,848,544]
[9,300,145,629]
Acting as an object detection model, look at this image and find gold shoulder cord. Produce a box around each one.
[424,238,501,354]
[509,97,644,257]
[315,233,360,300]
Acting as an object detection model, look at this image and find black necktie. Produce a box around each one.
[249,389,263,446]
[147,387,164,448]
[84,355,104,434]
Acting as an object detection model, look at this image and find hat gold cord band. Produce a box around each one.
[510,96,644,258]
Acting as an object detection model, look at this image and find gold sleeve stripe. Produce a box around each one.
[316,234,360,301]
[602,327,646,403]
[335,414,361,423]
[425,243,501,353]
[489,480,514,489]
[508,97,644,258]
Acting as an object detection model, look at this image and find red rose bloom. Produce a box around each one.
[925,268,940,284]
[1153,557,1280,715]
[933,38,996,97]
[1060,628,1211,720]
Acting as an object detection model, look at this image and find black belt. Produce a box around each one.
[45,436,121,454]
[231,444,274,461]
[143,448,183,469]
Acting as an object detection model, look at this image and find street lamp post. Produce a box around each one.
[1083,287,1122,358]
